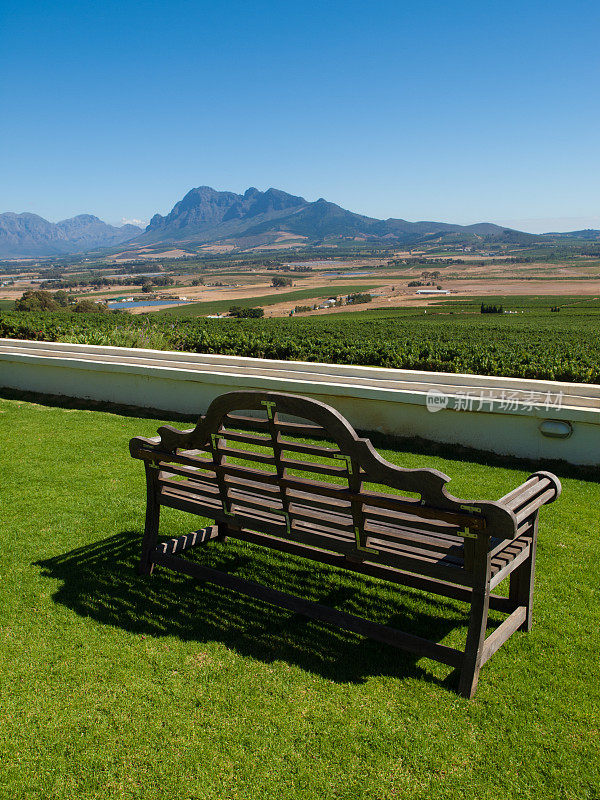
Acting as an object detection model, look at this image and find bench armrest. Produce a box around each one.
[129,435,162,459]
[498,470,561,525]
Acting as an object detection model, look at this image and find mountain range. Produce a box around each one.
[137,186,539,249]
[0,213,141,257]
[2,186,599,257]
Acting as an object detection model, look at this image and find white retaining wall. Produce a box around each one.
[1,338,599,466]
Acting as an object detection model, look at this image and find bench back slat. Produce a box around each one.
[130,390,519,568]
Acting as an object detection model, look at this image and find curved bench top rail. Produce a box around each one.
[130,390,523,537]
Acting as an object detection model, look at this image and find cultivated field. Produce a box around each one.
[3,246,600,320]
[2,297,600,383]
[3,244,600,383]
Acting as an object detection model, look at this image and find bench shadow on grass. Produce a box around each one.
[37,531,473,691]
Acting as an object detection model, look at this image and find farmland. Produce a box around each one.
[3,235,600,323]
[2,295,599,383]
[154,284,377,317]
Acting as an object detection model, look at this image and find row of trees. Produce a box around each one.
[15,290,108,314]
[480,303,504,314]
[40,275,175,290]
[347,292,372,305]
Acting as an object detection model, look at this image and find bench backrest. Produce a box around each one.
[130,391,516,567]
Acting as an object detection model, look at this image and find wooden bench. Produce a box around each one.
[129,390,561,698]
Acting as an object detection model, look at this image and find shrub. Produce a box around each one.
[73,300,108,313]
[53,290,70,307]
[229,306,264,318]
[347,293,372,305]
[15,290,58,312]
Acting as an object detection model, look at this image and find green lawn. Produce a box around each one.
[0,396,598,799]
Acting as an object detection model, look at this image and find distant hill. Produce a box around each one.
[136,185,537,249]
[3,187,597,257]
[544,229,600,241]
[0,213,141,257]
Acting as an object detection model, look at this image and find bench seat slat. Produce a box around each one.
[159,476,221,498]
[211,527,519,612]
[490,540,531,588]
[489,520,534,557]
[210,462,282,484]
[224,474,282,495]
[156,487,474,583]
[283,488,467,542]
[160,485,223,513]
[370,537,466,568]
[286,487,352,513]
[287,503,354,532]
[161,478,290,521]
[159,483,531,586]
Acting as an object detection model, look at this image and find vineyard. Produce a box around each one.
[1,299,599,383]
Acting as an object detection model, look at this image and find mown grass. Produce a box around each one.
[0,397,599,799]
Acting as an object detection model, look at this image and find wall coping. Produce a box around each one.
[1,338,598,424]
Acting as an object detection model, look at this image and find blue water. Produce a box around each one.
[107,300,192,309]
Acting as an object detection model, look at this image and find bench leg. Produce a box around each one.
[458,536,491,699]
[139,464,161,576]
[217,521,229,543]
[509,514,538,632]
[458,588,490,698]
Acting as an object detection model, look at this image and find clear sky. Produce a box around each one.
[1,0,599,232]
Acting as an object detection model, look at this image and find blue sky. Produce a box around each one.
[1,0,599,232]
